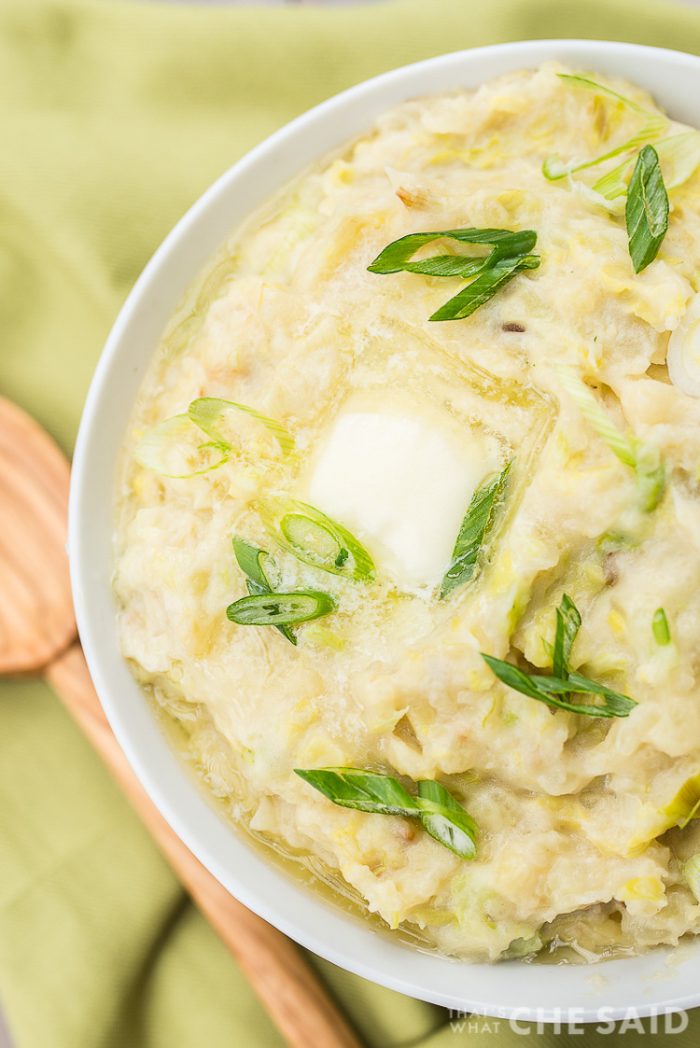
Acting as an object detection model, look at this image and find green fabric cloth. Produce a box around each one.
[2,0,700,1045]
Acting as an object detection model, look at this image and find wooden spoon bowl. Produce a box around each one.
[0,398,74,673]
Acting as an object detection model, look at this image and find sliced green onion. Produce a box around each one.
[595,132,700,200]
[367,227,537,274]
[232,537,295,644]
[134,396,293,478]
[481,595,637,719]
[416,779,478,859]
[557,368,636,466]
[578,131,700,213]
[282,515,345,567]
[635,448,665,513]
[232,537,279,591]
[556,73,661,117]
[552,593,581,679]
[368,227,540,323]
[134,414,230,478]
[590,156,634,201]
[481,654,637,718]
[295,767,416,814]
[652,607,671,646]
[626,145,669,274]
[294,767,477,860]
[541,155,572,181]
[189,397,294,454]
[545,73,666,195]
[261,498,375,582]
[543,121,664,184]
[429,255,540,323]
[440,462,511,599]
[226,590,334,627]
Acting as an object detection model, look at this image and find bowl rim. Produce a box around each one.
[69,38,700,1024]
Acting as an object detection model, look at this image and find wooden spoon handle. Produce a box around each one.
[46,642,363,1048]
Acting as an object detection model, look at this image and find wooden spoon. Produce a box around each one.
[0,395,362,1048]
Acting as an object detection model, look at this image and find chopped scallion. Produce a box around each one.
[368,226,540,322]
[294,767,477,859]
[232,537,296,644]
[625,145,669,273]
[261,498,375,582]
[440,462,511,598]
[226,590,334,627]
[481,595,637,718]
[652,607,671,646]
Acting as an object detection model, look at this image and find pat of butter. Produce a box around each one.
[308,406,498,591]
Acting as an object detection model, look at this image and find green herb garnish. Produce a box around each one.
[227,590,334,627]
[543,124,661,183]
[189,397,294,454]
[556,73,660,117]
[294,767,477,859]
[368,227,540,322]
[415,779,478,858]
[552,593,581,679]
[625,145,669,273]
[440,462,511,599]
[561,131,700,212]
[233,537,279,592]
[429,255,540,323]
[368,228,537,273]
[481,595,637,718]
[652,607,671,646]
[134,414,230,478]
[261,498,375,582]
[232,537,296,644]
[543,73,666,185]
[482,657,636,719]
[135,398,293,478]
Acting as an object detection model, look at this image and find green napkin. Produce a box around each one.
[2,1,700,1045]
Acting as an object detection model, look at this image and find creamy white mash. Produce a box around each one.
[115,65,700,963]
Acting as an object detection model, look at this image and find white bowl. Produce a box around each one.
[70,40,700,1023]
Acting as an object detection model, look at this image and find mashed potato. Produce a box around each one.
[114,65,700,963]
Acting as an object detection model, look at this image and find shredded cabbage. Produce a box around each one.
[557,368,665,511]
[663,772,700,830]
[684,855,700,903]
[502,934,543,959]
[260,198,320,276]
